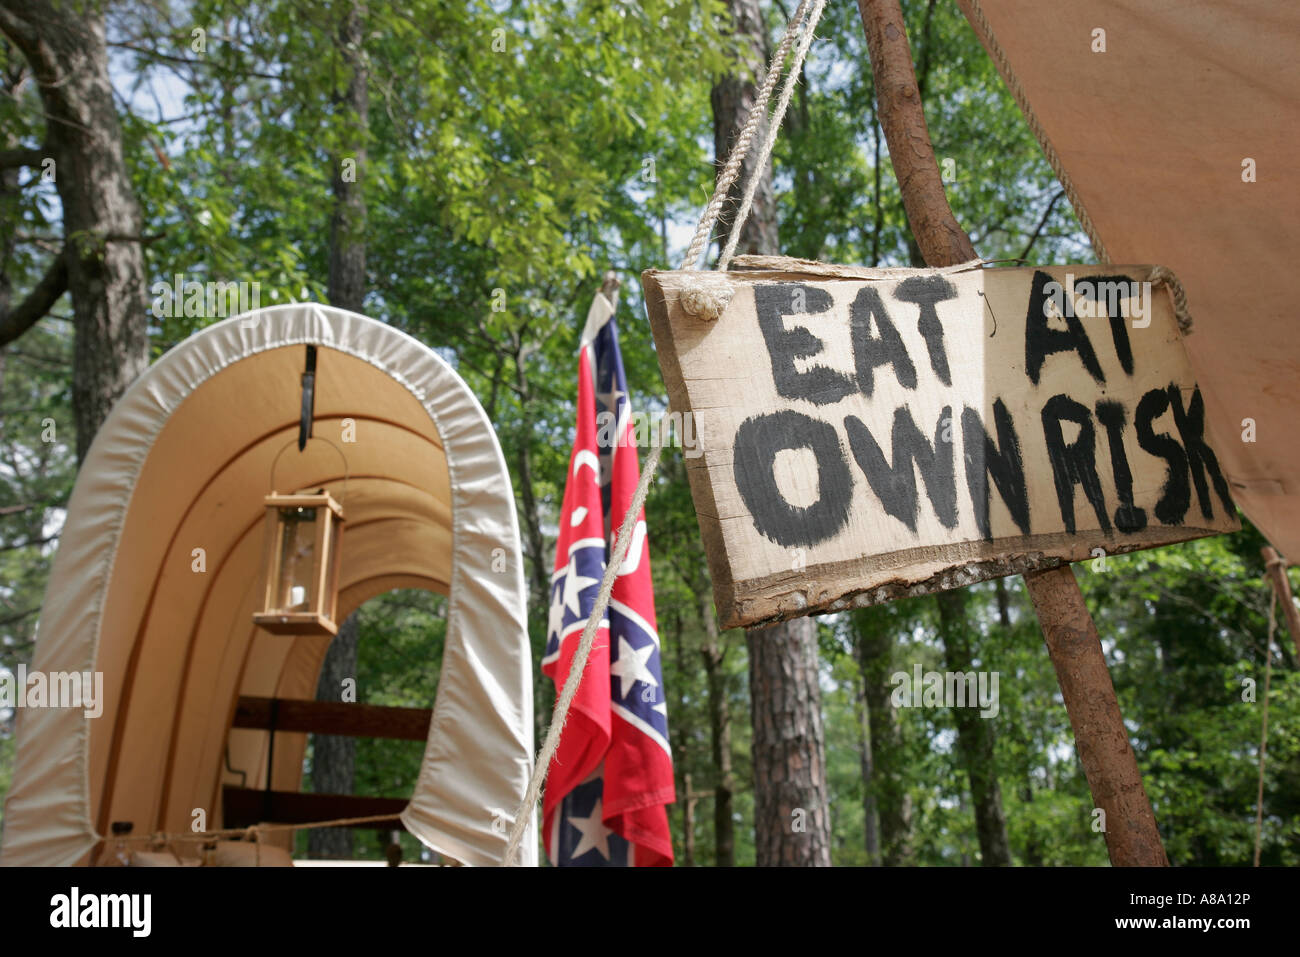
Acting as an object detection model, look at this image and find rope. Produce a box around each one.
[110,812,405,846]
[502,437,668,864]
[1148,265,1193,334]
[1254,567,1279,866]
[680,0,817,271]
[718,0,827,270]
[963,0,1110,265]
[502,0,823,866]
[966,1,1199,337]
[966,1,1203,339]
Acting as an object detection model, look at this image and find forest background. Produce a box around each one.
[1,0,1295,865]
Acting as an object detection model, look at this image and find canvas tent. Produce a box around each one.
[957,0,1300,560]
[0,303,537,867]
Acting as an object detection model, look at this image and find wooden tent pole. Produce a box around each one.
[855,0,1168,866]
[1261,546,1300,656]
[1020,566,1168,865]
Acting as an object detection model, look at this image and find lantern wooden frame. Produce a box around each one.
[253,490,345,635]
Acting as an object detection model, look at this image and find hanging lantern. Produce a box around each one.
[253,490,345,635]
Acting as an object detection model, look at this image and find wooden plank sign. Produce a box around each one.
[642,258,1238,629]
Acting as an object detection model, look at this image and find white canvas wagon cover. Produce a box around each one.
[1,304,536,866]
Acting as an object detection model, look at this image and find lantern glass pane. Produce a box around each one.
[324,518,342,620]
[274,506,317,612]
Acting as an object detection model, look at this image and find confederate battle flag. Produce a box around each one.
[540,278,675,866]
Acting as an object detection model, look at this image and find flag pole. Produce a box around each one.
[579,270,621,349]
[507,272,675,866]
[855,0,1168,866]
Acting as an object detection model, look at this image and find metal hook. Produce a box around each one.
[267,434,350,506]
[298,345,317,452]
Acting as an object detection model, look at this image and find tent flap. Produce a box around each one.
[958,0,1300,558]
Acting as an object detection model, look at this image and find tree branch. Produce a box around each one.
[0,533,58,552]
[0,146,44,169]
[1018,189,1066,263]
[0,605,40,628]
[856,0,977,265]
[0,248,67,345]
[109,41,283,81]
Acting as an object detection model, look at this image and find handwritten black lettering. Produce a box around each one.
[1134,386,1191,525]
[1167,384,1234,520]
[845,406,958,532]
[1076,274,1136,376]
[754,284,856,405]
[1041,393,1111,534]
[733,410,853,548]
[1025,269,1106,386]
[850,285,917,397]
[894,275,956,386]
[961,399,1030,540]
[1095,400,1148,533]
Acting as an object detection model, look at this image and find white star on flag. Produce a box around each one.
[567,798,612,861]
[561,553,599,617]
[609,635,659,700]
[546,579,566,642]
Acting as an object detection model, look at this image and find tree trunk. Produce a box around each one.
[699,592,735,867]
[513,364,550,621]
[994,576,1011,629]
[855,669,881,864]
[935,589,1013,866]
[712,0,832,867]
[0,59,24,327]
[326,0,369,312]
[0,1,149,460]
[853,613,913,865]
[512,341,554,746]
[995,579,1043,864]
[711,0,779,259]
[855,0,977,267]
[309,612,360,858]
[747,617,831,866]
[309,0,369,861]
[1025,566,1169,866]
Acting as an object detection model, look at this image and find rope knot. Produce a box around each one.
[1148,265,1192,334]
[678,278,734,322]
